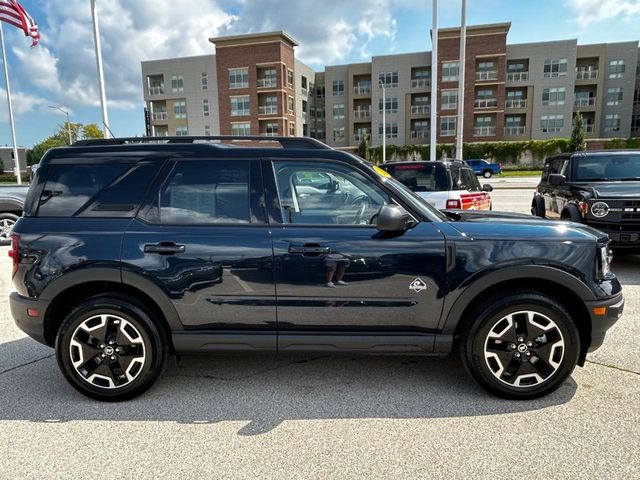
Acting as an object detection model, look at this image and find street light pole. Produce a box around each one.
[49,106,72,144]
[380,79,386,164]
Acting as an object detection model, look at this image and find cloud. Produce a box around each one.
[565,0,640,25]
[0,88,49,123]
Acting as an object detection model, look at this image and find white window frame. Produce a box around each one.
[442,62,460,82]
[441,90,458,110]
[606,87,623,105]
[609,60,625,79]
[230,95,250,117]
[440,116,456,136]
[378,72,399,88]
[332,80,345,96]
[333,103,345,120]
[543,59,568,78]
[231,122,251,136]
[173,100,187,119]
[171,75,184,93]
[229,67,249,89]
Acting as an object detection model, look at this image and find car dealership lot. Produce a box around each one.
[1,181,639,479]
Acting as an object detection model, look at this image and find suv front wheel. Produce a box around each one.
[461,291,580,399]
[56,297,167,401]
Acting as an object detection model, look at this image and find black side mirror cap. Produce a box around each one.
[482,184,493,192]
[548,173,566,186]
[376,204,415,232]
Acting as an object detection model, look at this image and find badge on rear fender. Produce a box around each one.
[409,278,427,292]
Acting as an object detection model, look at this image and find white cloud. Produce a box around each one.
[565,0,640,26]
[0,88,49,123]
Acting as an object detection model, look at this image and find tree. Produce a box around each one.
[82,123,104,140]
[570,112,586,152]
[26,134,66,165]
[357,133,370,161]
[27,122,106,165]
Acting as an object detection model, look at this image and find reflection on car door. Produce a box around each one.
[264,158,448,352]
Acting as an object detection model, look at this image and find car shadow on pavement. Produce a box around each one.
[613,254,640,286]
[0,337,577,435]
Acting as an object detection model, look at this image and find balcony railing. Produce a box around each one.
[151,112,167,121]
[440,129,456,137]
[574,97,596,107]
[476,71,498,81]
[506,72,528,82]
[474,126,496,136]
[260,132,278,137]
[411,105,430,114]
[148,86,164,96]
[474,98,498,109]
[411,130,429,139]
[585,124,595,133]
[504,126,526,136]
[505,99,527,109]
[411,78,430,88]
[576,70,598,80]
[354,85,372,95]
[258,105,278,115]
[354,108,371,118]
[257,77,277,88]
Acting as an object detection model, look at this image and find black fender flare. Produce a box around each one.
[561,202,583,222]
[0,199,24,214]
[439,265,595,335]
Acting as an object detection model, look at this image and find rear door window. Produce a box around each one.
[383,163,449,192]
[462,168,481,191]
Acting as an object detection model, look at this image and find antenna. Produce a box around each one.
[103,121,116,140]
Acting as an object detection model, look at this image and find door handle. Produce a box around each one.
[288,245,331,255]
[144,243,186,255]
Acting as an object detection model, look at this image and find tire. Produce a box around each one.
[460,291,580,399]
[0,213,19,245]
[56,296,168,401]
[482,170,493,179]
[561,205,582,223]
[531,196,545,218]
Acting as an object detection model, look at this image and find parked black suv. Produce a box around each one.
[10,137,623,401]
[532,150,640,250]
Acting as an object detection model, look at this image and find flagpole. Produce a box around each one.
[0,22,21,184]
[456,0,467,160]
[430,0,438,161]
[91,0,110,138]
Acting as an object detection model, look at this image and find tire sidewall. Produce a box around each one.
[465,294,580,399]
[56,297,166,401]
[0,213,19,245]
[483,170,492,178]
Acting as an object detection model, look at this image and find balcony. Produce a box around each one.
[148,86,164,96]
[354,85,371,95]
[504,126,526,136]
[574,97,596,107]
[152,111,167,121]
[474,98,498,109]
[411,78,430,88]
[576,70,598,80]
[354,108,371,119]
[506,72,528,82]
[474,126,496,136]
[258,105,278,115]
[411,130,429,139]
[411,105,430,114]
[585,124,595,133]
[257,77,277,88]
[476,71,498,81]
[505,99,527,109]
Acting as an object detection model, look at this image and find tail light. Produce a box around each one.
[8,233,19,277]
[446,199,461,209]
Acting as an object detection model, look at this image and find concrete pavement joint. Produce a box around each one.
[586,359,640,376]
[0,353,55,377]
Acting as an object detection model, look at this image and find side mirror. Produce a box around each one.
[548,173,566,186]
[376,204,415,232]
[482,184,493,192]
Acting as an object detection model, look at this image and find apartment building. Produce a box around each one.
[141,25,640,146]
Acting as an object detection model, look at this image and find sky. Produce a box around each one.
[1,0,640,148]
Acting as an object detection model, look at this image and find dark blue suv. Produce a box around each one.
[9,137,623,401]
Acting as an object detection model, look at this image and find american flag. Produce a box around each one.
[0,0,39,47]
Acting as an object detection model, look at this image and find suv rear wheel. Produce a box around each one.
[56,297,167,401]
[482,170,493,178]
[461,292,580,399]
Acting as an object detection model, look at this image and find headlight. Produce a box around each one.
[598,245,613,279]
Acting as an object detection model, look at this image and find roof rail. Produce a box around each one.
[72,135,331,150]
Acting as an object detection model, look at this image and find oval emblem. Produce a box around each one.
[591,201,610,218]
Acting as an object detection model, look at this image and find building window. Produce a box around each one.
[301,75,308,92]
[634,89,640,106]
[175,126,188,136]
[287,69,294,87]
[540,115,564,133]
[171,75,184,92]
[289,123,296,136]
[333,103,345,119]
[442,62,460,82]
[543,59,568,78]
[231,123,251,136]
[606,87,623,106]
[229,68,249,89]
[378,72,399,88]
[204,125,211,136]
[631,114,640,132]
[265,122,279,136]
[315,85,325,98]
[378,97,399,114]
[288,96,295,113]
[201,73,208,90]
[542,87,566,106]
[316,107,325,119]
[604,114,621,132]
[377,122,398,139]
[333,127,345,142]
[440,117,456,136]
[609,60,625,79]
[441,90,458,110]
[202,99,209,116]
[173,101,187,119]
[332,80,344,96]
[230,95,250,116]
[302,100,307,113]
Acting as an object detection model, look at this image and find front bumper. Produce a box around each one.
[585,223,640,249]
[10,292,51,346]
[584,292,624,353]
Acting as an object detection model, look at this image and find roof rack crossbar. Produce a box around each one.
[72,135,331,150]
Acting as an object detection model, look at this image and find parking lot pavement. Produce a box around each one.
[2,213,640,478]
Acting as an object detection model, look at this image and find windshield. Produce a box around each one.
[382,163,450,192]
[574,154,640,182]
[381,175,449,222]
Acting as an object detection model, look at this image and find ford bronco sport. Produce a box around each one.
[10,136,624,401]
